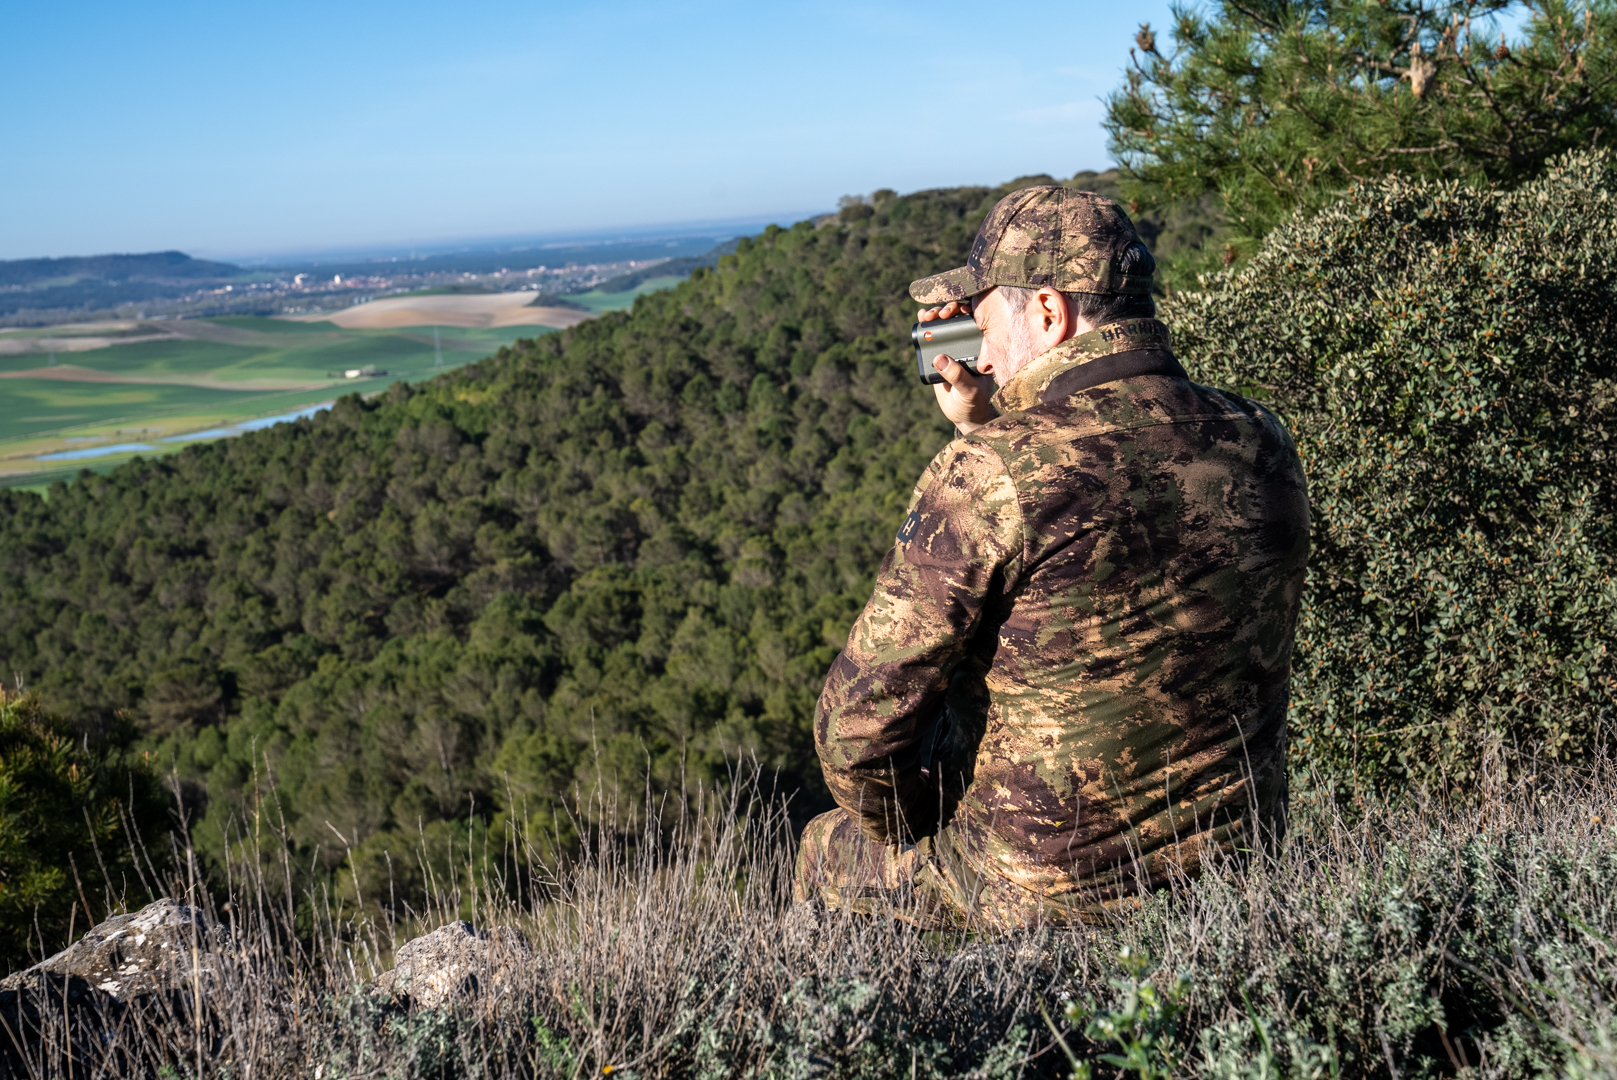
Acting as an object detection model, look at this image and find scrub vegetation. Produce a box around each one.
[1175,150,1617,797]
[4,753,1615,1079]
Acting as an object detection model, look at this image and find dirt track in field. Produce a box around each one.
[0,329,178,356]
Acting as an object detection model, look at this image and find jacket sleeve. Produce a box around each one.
[814,437,1024,842]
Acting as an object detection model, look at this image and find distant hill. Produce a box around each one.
[260,236,741,282]
[0,250,242,288]
[585,240,742,294]
[0,239,759,327]
[0,250,245,321]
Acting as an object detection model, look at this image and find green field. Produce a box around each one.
[0,317,559,486]
[0,276,692,492]
[0,378,323,444]
[565,276,689,314]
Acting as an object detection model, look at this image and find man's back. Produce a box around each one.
[934,339,1310,906]
[795,187,1311,928]
[809,327,1311,923]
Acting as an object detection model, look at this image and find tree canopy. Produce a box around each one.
[0,691,170,969]
[1106,0,1617,259]
[0,176,1065,911]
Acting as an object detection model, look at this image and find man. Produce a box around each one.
[793,186,1312,928]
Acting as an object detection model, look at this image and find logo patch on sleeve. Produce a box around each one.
[896,510,922,544]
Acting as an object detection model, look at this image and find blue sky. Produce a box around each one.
[2,1,1176,261]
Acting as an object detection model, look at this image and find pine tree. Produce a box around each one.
[0,690,169,968]
[1105,0,1617,265]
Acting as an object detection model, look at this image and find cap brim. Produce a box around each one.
[909,265,982,305]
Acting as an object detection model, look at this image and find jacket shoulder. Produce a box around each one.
[972,376,1240,451]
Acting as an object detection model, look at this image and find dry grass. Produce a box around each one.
[5,750,1617,1080]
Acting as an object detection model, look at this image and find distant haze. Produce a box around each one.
[224,214,813,269]
[2,0,1177,261]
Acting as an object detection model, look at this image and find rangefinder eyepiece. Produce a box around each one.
[912,315,984,384]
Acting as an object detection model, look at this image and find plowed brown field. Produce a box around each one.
[284,293,590,330]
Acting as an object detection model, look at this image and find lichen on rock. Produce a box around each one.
[0,898,230,1001]
[375,920,532,1008]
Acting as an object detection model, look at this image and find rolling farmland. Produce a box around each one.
[0,307,561,492]
[562,275,691,314]
[0,282,690,495]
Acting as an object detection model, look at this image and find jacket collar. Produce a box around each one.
[991,318,1177,413]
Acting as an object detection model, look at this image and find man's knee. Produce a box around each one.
[792,808,860,903]
[792,807,939,905]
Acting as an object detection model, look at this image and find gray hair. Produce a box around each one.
[991,242,1157,325]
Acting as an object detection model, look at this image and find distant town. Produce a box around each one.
[0,226,764,328]
[0,257,674,328]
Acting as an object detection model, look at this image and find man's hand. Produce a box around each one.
[919,300,998,435]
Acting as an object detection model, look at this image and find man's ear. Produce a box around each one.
[1035,286,1071,339]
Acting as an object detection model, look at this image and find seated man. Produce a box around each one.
[794,186,1312,928]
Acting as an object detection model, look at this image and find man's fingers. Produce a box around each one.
[917,300,971,323]
[933,354,970,388]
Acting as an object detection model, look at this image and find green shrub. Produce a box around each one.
[1170,148,1617,794]
[0,690,169,970]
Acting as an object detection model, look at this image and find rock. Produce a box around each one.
[0,898,230,1002]
[375,921,532,1008]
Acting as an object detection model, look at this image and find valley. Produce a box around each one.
[0,298,582,492]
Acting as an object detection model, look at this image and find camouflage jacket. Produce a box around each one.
[814,318,1311,908]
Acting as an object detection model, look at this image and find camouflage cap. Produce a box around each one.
[909,186,1152,305]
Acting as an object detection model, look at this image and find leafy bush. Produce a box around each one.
[1170,148,1617,793]
[0,689,169,970]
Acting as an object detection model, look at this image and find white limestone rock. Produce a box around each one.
[375,920,532,1008]
[0,898,229,1002]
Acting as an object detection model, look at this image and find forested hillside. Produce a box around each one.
[0,177,1045,896]
[5,156,1614,913]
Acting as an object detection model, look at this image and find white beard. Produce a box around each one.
[993,310,1042,387]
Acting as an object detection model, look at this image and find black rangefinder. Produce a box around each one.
[912,315,984,384]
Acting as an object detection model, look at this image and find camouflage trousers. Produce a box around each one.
[792,809,1132,930]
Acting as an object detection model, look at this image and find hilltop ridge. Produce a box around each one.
[0,250,243,287]
[0,173,1073,903]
